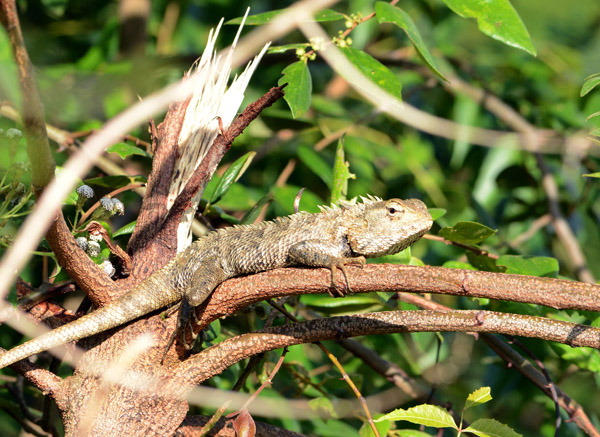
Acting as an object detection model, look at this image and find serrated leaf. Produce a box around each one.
[439,221,496,245]
[464,386,492,410]
[441,0,536,56]
[375,2,448,81]
[209,152,256,205]
[331,137,355,204]
[581,73,600,97]
[279,60,312,118]
[297,146,332,187]
[106,142,150,160]
[240,194,273,224]
[84,175,147,189]
[496,255,559,277]
[113,220,137,237]
[464,418,522,437]
[583,172,600,178]
[375,404,458,429]
[226,8,344,25]
[268,43,310,54]
[339,47,403,101]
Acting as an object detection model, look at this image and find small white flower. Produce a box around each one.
[76,185,94,199]
[87,240,101,257]
[76,237,88,251]
[111,198,124,215]
[5,128,23,140]
[102,260,116,277]
[89,233,103,242]
[310,37,325,51]
[100,197,114,212]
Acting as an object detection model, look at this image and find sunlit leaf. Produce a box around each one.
[441,0,536,56]
[464,386,492,410]
[279,60,312,118]
[581,73,600,97]
[464,418,523,437]
[339,47,403,101]
[375,404,457,429]
[375,2,448,81]
[331,137,355,204]
[106,143,150,160]
[226,8,344,25]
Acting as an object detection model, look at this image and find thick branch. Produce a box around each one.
[191,264,600,333]
[176,309,600,386]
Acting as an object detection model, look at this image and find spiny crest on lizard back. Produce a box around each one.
[345,198,433,258]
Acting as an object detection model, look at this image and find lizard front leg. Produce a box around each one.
[288,240,365,297]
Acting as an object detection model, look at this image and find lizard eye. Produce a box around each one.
[387,205,403,215]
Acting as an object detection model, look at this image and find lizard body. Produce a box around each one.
[0,196,432,369]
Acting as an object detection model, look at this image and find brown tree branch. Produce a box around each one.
[175,309,600,388]
[189,265,600,336]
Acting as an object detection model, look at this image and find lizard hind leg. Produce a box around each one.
[161,257,224,363]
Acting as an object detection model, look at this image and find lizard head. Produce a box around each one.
[346,198,433,258]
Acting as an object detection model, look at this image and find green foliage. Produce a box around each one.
[2,0,600,435]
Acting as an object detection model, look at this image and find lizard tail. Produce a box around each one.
[0,278,176,369]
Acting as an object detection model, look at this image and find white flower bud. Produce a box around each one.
[111,198,124,215]
[76,185,94,199]
[76,237,88,251]
[102,260,116,277]
[100,197,114,212]
[87,240,101,257]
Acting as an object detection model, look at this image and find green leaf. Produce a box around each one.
[440,0,536,56]
[467,252,507,273]
[240,194,273,225]
[209,152,256,205]
[586,110,600,121]
[581,73,600,97]
[106,143,150,160]
[297,146,332,187]
[464,386,492,410]
[359,417,391,437]
[589,128,600,137]
[279,60,312,118]
[339,47,403,101]
[443,260,477,270]
[84,175,147,189]
[375,404,457,429]
[496,255,559,277]
[464,418,522,437]
[375,2,448,81]
[397,431,434,437]
[268,43,310,54]
[428,208,446,221]
[113,220,137,237]
[438,222,496,245]
[583,172,600,178]
[226,8,344,25]
[331,137,356,204]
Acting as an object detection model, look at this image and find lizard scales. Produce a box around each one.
[0,196,432,369]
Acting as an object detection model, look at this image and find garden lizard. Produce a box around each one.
[0,196,432,369]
